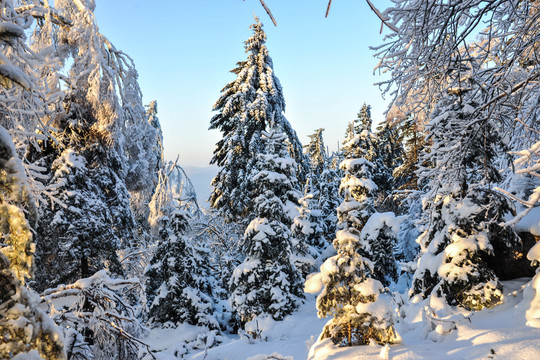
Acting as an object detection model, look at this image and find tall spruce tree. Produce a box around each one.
[304,128,326,183]
[209,17,306,222]
[32,0,144,290]
[317,153,342,243]
[229,124,303,324]
[373,119,405,211]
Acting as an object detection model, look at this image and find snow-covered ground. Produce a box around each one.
[142,277,540,360]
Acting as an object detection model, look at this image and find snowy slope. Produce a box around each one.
[309,278,540,360]
[143,278,540,360]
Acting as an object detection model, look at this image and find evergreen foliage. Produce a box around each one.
[229,125,303,324]
[411,95,521,310]
[145,210,218,329]
[291,191,322,277]
[373,120,405,211]
[189,209,244,301]
[33,146,133,291]
[359,213,399,286]
[304,128,326,182]
[209,17,306,222]
[316,158,398,346]
[392,113,426,191]
[0,127,65,360]
[317,153,342,242]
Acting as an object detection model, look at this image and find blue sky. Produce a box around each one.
[94,0,391,167]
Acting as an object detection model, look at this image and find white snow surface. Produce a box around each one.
[142,279,540,359]
[515,206,540,236]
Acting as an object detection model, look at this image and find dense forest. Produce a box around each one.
[0,1,539,359]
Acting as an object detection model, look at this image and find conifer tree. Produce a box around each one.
[343,104,377,162]
[32,0,150,288]
[354,103,373,135]
[0,127,65,360]
[317,153,342,242]
[392,114,426,191]
[304,128,326,182]
[229,124,303,324]
[145,210,218,329]
[316,156,397,346]
[411,93,520,310]
[209,17,306,222]
[373,120,405,211]
[291,190,323,277]
[359,213,399,286]
[343,122,355,144]
[33,146,133,290]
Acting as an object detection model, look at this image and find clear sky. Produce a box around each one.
[94,0,391,167]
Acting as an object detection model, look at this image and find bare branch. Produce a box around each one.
[259,0,277,26]
[325,0,333,18]
[365,0,398,33]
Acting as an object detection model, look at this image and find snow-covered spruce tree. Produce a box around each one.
[229,124,303,324]
[359,213,399,286]
[304,128,326,184]
[350,103,394,210]
[0,127,65,360]
[373,119,405,212]
[343,104,375,160]
[32,1,154,289]
[317,152,342,243]
[209,16,306,222]
[33,146,133,290]
[291,189,322,278]
[300,128,335,253]
[145,210,218,329]
[146,162,216,329]
[316,157,397,346]
[411,94,521,311]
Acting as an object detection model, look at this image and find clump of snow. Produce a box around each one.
[354,278,384,297]
[305,272,324,295]
[360,212,402,243]
[247,353,293,360]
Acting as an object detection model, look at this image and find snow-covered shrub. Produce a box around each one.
[42,271,148,360]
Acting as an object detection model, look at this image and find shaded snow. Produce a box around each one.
[515,207,540,236]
